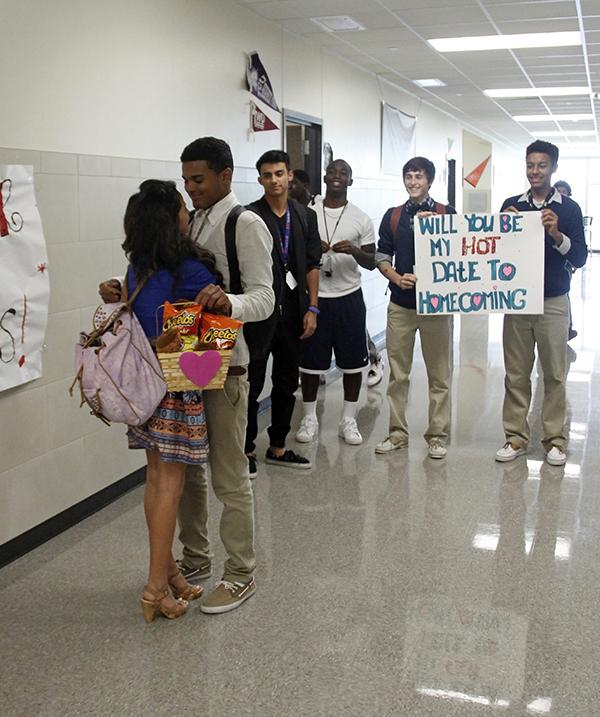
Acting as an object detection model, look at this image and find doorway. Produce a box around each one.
[282,109,322,198]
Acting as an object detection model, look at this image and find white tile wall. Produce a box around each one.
[0,145,394,546]
[35,173,79,244]
[0,148,147,545]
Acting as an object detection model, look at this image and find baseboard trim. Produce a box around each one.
[0,333,388,569]
[0,467,146,569]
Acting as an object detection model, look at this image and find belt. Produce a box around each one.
[227,366,246,377]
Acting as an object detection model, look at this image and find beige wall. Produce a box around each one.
[0,0,523,545]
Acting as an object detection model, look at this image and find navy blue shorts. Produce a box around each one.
[300,289,369,373]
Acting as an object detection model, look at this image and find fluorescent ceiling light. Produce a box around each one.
[535,130,597,137]
[514,113,594,122]
[485,86,589,98]
[428,31,581,52]
[311,16,365,32]
[413,78,446,87]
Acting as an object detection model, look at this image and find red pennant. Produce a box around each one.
[250,101,279,132]
[464,154,491,188]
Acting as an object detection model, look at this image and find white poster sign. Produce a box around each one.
[414,212,544,315]
[381,102,416,176]
[0,165,49,391]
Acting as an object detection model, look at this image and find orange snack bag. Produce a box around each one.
[198,313,243,350]
[162,301,203,351]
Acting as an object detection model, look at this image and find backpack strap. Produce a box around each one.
[225,204,245,295]
[389,204,405,237]
[434,202,447,215]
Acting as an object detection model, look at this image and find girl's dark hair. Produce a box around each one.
[122,179,221,285]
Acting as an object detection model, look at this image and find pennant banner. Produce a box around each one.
[464,154,491,188]
[246,51,280,113]
[250,101,279,132]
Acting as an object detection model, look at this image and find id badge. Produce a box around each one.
[286,271,298,290]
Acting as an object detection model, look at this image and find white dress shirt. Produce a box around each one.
[189,191,274,367]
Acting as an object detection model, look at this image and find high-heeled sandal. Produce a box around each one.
[168,572,204,602]
[140,585,188,623]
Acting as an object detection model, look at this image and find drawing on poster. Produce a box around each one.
[0,165,49,391]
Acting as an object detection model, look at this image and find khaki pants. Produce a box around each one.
[178,375,255,583]
[386,302,452,445]
[502,294,569,451]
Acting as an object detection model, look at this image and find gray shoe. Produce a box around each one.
[176,558,212,583]
[375,437,407,454]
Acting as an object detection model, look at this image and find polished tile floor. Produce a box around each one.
[1,260,599,716]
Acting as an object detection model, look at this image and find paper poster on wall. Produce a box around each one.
[246,51,280,113]
[250,101,279,132]
[414,212,544,315]
[0,165,49,391]
[381,102,416,176]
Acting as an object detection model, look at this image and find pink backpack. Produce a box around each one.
[70,276,166,426]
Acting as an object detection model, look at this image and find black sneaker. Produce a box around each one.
[176,558,212,583]
[248,455,257,480]
[265,448,312,470]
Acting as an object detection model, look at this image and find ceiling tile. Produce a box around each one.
[488,1,575,22]
[233,0,598,151]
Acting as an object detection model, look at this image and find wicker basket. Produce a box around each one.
[157,349,232,391]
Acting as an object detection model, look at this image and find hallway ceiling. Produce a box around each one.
[234,0,600,152]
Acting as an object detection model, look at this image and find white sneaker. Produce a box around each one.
[375,437,407,454]
[546,445,566,466]
[339,417,363,445]
[495,442,526,462]
[428,440,447,459]
[367,358,384,388]
[295,415,318,443]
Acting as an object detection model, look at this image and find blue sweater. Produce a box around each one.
[377,202,456,309]
[127,258,215,339]
[500,193,587,297]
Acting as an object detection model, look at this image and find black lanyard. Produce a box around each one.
[527,189,554,210]
[278,206,291,265]
[321,202,348,247]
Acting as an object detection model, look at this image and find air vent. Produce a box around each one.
[311,16,366,32]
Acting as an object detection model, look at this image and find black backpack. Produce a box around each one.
[225,205,283,362]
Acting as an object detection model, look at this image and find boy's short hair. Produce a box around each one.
[326,159,353,177]
[256,150,291,173]
[403,156,435,184]
[180,137,234,172]
[293,169,310,185]
[526,140,559,165]
[554,180,572,196]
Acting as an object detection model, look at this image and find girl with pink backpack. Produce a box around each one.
[122,180,219,623]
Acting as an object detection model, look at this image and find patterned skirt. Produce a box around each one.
[127,391,209,465]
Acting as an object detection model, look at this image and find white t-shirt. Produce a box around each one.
[312,196,375,298]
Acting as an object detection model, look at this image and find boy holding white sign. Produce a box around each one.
[374,157,456,459]
[496,140,587,467]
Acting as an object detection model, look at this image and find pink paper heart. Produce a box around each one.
[472,294,482,307]
[501,264,515,278]
[430,296,439,310]
[179,350,222,388]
